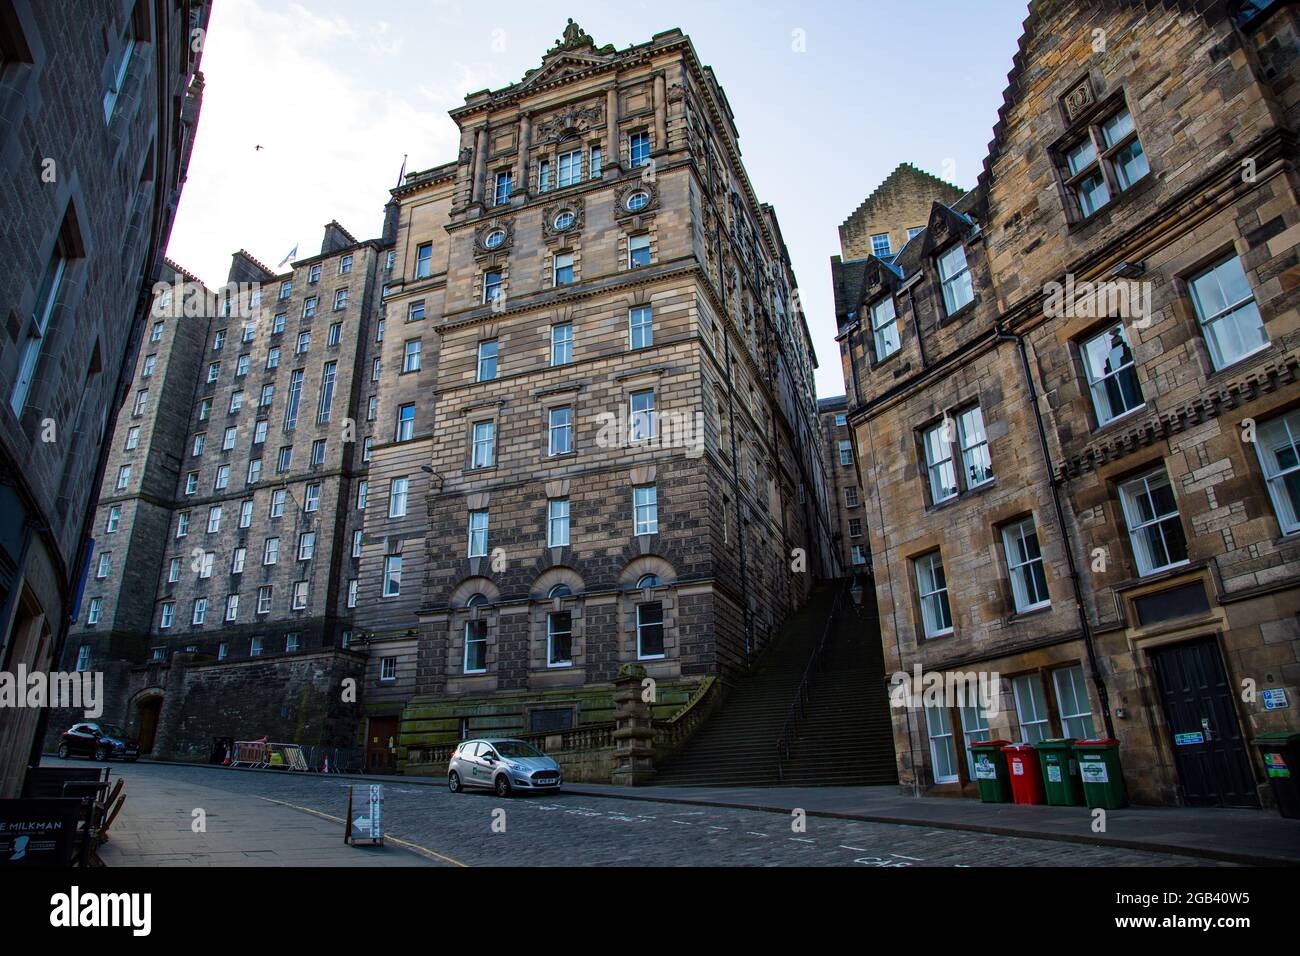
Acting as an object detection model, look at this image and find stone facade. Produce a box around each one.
[55,226,388,760]
[0,0,208,796]
[833,0,1300,807]
[818,396,864,573]
[361,25,833,772]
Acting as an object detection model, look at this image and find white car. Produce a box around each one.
[447,738,562,797]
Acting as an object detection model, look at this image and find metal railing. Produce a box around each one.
[775,586,845,781]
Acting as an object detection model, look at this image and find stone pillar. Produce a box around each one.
[471,125,487,205]
[517,114,531,196]
[653,74,667,153]
[611,663,656,786]
[605,87,620,176]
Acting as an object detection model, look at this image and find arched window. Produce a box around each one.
[637,574,661,589]
[548,584,572,598]
[466,593,488,608]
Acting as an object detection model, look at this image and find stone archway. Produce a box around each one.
[131,690,165,755]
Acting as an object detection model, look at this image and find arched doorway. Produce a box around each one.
[136,696,163,755]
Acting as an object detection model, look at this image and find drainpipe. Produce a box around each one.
[996,324,1115,739]
[905,281,929,370]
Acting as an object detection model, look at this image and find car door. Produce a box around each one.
[453,741,477,785]
[474,743,500,788]
[69,724,94,756]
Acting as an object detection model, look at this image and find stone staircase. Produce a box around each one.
[651,582,898,787]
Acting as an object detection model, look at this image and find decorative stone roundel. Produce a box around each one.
[542,199,585,241]
[473,218,514,257]
[614,181,659,221]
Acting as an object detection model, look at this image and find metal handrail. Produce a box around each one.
[775,586,845,781]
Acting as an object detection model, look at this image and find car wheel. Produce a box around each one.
[93,744,109,762]
[494,774,512,798]
[448,770,462,793]
[57,743,69,759]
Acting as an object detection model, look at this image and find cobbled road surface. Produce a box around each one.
[82,759,1223,867]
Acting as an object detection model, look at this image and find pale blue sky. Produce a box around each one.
[167,0,1031,397]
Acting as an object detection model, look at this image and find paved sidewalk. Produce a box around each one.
[564,782,1300,866]
[90,761,434,866]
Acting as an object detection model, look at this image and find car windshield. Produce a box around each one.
[95,725,127,738]
[492,741,543,758]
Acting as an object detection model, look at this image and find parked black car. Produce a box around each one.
[56,722,140,762]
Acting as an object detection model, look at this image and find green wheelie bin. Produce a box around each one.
[1251,731,1300,819]
[1033,738,1083,806]
[1073,738,1128,809]
[969,739,1013,802]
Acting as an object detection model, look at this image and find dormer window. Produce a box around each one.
[870,233,892,258]
[1059,106,1149,220]
[937,244,974,315]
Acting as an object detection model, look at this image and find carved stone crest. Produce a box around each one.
[1062,78,1094,123]
[536,103,603,144]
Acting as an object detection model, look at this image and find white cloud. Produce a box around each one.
[167,0,458,286]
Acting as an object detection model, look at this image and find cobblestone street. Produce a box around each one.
[85,761,1226,867]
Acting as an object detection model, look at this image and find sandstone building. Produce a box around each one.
[817,396,866,573]
[833,0,1300,806]
[358,22,832,773]
[58,22,834,776]
[0,0,209,796]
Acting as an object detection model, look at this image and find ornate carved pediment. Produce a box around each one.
[542,198,585,243]
[473,217,516,259]
[614,180,660,223]
[520,21,616,90]
[535,102,603,144]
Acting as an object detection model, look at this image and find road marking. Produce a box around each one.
[258,797,468,867]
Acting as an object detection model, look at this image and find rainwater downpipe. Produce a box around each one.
[995,323,1115,739]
